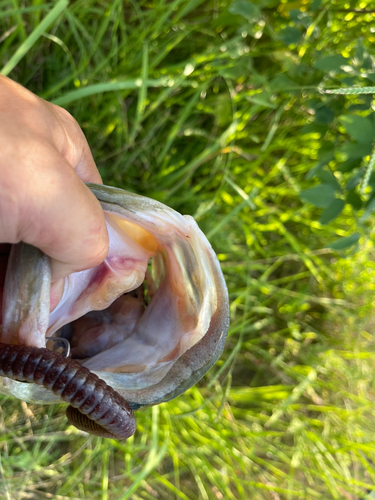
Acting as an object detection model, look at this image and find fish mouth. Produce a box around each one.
[0,184,229,407]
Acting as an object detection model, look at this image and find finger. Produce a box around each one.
[49,103,103,184]
[0,143,109,282]
[0,77,102,185]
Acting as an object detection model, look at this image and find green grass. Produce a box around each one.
[1,1,375,498]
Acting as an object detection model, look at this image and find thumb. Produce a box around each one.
[0,145,109,283]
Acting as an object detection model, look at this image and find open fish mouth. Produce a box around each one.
[0,184,229,410]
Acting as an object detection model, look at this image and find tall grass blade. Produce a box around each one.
[1,0,69,76]
[52,78,171,106]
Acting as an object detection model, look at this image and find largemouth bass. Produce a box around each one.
[0,184,229,436]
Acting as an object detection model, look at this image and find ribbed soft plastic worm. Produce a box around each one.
[0,343,136,439]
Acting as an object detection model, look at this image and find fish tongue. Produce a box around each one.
[1,243,51,347]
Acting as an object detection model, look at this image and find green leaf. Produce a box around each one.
[339,115,375,145]
[270,74,297,91]
[314,54,349,72]
[319,199,345,224]
[300,123,328,135]
[290,9,311,28]
[314,106,334,125]
[306,153,335,180]
[299,184,336,208]
[245,91,277,109]
[346,169,364,191]
[337,142,372,161]
[278,26,302,45]
[316,170,341,192]
[228,1,261,23]
[346,190,362,210]
[311,0,322,11]
[314,54,347,72]
[337,158,359,173]
[328,233,360,250]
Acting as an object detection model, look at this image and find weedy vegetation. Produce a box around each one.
[1,1,375,499]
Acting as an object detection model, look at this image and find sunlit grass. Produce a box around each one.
[1,0,375,498]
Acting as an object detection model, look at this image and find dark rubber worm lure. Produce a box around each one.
[0,242,136,439]
[0,342,136,439]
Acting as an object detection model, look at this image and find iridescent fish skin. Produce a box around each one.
[0,184,229,409]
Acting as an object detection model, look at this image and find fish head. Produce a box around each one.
[0,184,229,408]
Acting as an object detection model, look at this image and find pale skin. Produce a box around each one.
[0,75,109,313]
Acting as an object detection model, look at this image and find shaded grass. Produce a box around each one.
[1,0,375,498]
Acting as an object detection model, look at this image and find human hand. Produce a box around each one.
[0,75,109,311]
